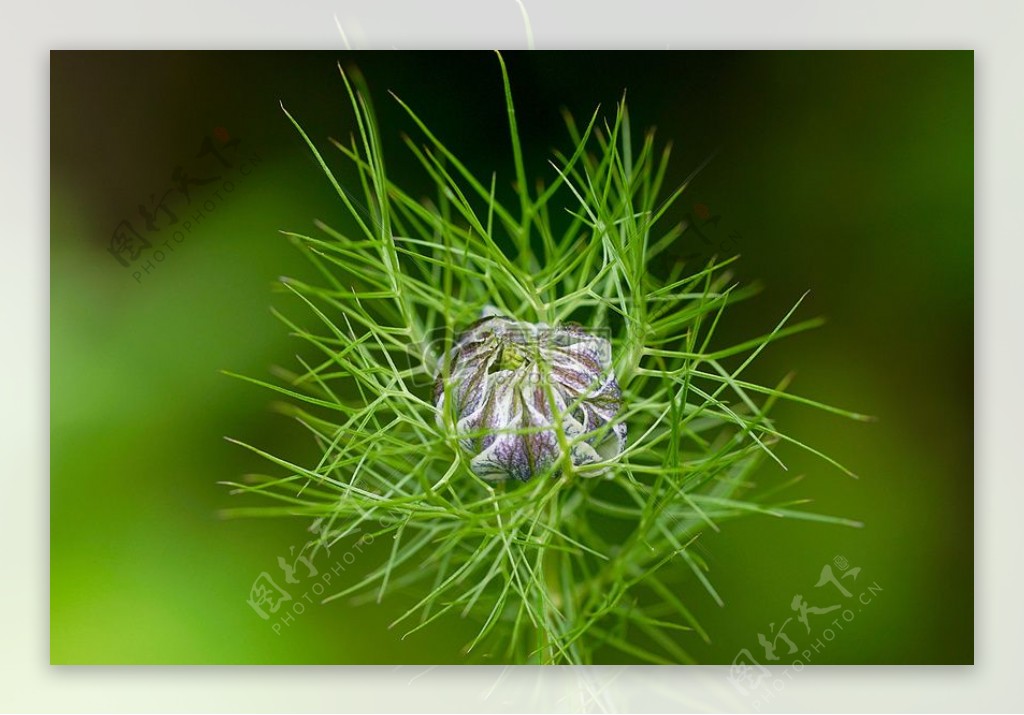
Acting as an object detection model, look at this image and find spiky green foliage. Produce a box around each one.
[223,53,866,664]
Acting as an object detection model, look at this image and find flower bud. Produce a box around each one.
[434,313,626,481]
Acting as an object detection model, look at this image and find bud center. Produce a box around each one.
[495,343,530,371]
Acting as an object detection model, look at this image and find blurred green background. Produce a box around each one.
[51,51,972,664]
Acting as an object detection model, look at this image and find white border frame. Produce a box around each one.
[12,0,1014,711]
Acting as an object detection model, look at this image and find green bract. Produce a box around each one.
[225,53,865,665]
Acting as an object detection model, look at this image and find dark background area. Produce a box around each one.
[51,50,973,664]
